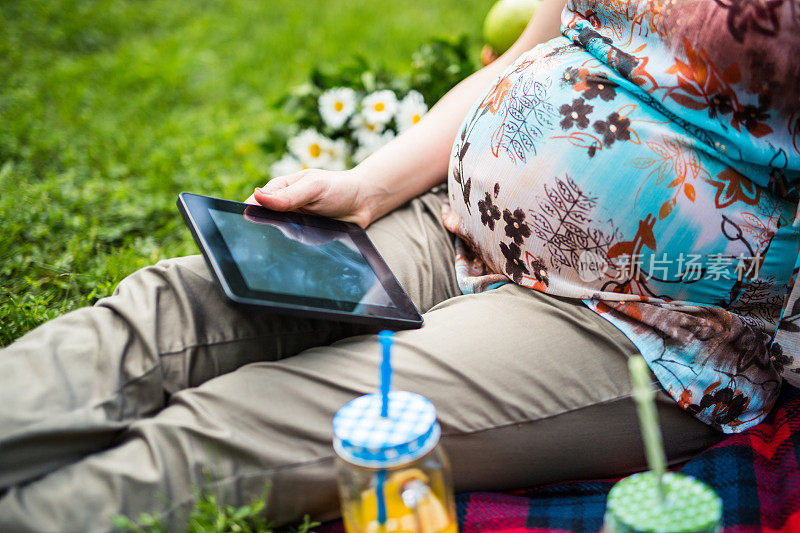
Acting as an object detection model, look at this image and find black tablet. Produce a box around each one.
[177,192,423,329]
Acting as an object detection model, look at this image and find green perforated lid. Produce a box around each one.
[603,472,722,533]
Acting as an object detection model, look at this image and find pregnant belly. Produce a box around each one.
[445,40,797,312]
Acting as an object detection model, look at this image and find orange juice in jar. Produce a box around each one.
[333,391,457,533]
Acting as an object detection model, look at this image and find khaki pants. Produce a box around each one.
[0,192,722,532]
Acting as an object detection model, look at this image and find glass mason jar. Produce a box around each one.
[332,391,457,533]
[602,471,722,533]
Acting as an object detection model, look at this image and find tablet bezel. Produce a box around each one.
[177,192,423,329]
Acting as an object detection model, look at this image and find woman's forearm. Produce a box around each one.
[352,58,519,224]
[353,0,566,225]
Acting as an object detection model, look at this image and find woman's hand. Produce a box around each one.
[244,168,377,228]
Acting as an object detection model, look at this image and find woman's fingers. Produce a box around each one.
[254,175,325,212]
[260,171,306,194]
[247,168,359,220]
[246,171,307,206]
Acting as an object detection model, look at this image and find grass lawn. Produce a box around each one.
[0,0,489,346]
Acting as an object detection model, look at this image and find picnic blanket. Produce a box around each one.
[320,385,800,532]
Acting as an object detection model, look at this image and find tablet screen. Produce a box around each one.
[178,192,422,328]
[209,208,391,307]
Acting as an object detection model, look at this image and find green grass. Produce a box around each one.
[0,0,489,345]
[114,484,319,532]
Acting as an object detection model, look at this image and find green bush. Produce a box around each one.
[262,36,475,172]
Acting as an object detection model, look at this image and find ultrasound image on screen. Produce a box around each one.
[209,208,390,306]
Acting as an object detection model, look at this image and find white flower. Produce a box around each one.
[396,91,428,131]
[352,145,373,164]
[353,126,383,148]
[361,90,398,125]
[270,154,306,177]
[318,87,357,129]
[286,129,351,171]
[353,130,395,163]
[325,138,350,171]
[349,113,385,136]
[288,128,334,168]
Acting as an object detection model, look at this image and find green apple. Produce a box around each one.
[483,0,541,55]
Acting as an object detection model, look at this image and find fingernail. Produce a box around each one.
[256,187,269,195]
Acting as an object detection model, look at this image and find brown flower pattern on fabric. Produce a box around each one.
[561,67,582,87]
[664,38,775,138]
[503,208,532,244]
[576,75,618,101]
[713,0,784,42]
[686,383,751,428]
[478,192,501,230]
[559,98,594,130]
[528,256,550,287]
[562,66,618,101]
[708,93,733,118]
[733,96,771,133]
[593,112,631,147]
[499,241,530,283]
[770,343,793,374]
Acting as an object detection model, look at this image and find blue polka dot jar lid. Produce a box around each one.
[332,391,440,469]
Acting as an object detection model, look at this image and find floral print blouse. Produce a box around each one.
[442,0,800,433]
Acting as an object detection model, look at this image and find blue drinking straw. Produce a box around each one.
[376,469,388,526]
[379,330,394,418]
[376,330,394,526]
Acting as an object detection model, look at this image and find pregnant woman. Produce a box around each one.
[2,0,799,530]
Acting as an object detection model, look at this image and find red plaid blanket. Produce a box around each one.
[321,386,800,532]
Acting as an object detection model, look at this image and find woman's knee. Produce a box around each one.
[95,255,231,364]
